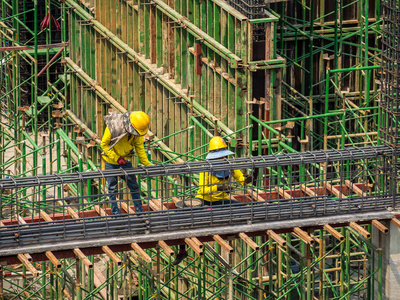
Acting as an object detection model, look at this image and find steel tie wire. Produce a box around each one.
[76,171,87,238]
[249,156,257,223]
[159,163,172,230]
[183,160,194,222]
[8,176,18,235]
[324,153,330,212]
[54,173,67,239]
[205,159,215,226]
[222,157,233,224]
[138,164,150,222]
[280,151,294,217]
[305,151,319,215]
[35,175,42,229]
[121,166,131,217]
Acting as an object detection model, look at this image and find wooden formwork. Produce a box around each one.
[66,0,282,163]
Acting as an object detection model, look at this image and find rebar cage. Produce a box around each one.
[0,145,397,250]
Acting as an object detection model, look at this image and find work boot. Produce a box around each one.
[172,249,188,265]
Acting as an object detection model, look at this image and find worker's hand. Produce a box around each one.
[217,183,230,192]
[117,157,128,166]
[244,175,253,185]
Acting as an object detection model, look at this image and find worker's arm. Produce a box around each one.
[100,127,120,162]
[232,170,246,185]
[199,172,218,194]
[134,136,151,166]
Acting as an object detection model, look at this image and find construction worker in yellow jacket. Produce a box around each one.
[195,136,252,206]
[173,136,252,265]
[101,111,151,215]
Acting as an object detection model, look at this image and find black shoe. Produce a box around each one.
[172,251,188,265]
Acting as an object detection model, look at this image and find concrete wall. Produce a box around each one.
[372,220,400,299]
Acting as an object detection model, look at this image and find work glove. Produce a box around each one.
[217,183,230,192]
[244,175,253,185]
[117,157,128,166]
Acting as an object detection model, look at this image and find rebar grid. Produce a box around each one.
[0,145,396,250]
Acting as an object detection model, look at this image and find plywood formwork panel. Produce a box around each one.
[65,0,280,163]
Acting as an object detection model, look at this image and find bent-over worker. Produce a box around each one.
[101,111,151,215]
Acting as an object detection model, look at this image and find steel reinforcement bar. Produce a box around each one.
[0,195,397,256]
[0,145,394,189]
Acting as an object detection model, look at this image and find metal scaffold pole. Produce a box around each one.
[0,0,396,299]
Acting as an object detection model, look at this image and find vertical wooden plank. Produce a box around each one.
[150,79,157,159]
[144,0,151,59]
[134,64,140,110]
[167,0,175,77]
[174,27,181,83]
[139,0,145,54]
[150,4,157,64]
[213,5,221,122]
[162,10,168,70]
[156,85,163,160]
[227,14,235,131]
[163,84,169,148]
[220,10,228,126]
[168,84,175,153]
[133,0,139,52]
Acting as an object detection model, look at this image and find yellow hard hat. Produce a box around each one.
[129,111,150,136]
[207,136,234,159]
[209,136,227,152]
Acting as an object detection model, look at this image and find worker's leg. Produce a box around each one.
[203,199,242,206]
[104,162,121,215]
[121,162,143,213]
[203,200,223,206]
[223,198,242,205]
[172,244,188,265]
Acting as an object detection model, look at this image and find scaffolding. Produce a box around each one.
[0,0,396,299]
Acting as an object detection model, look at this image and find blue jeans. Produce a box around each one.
[105,161,143,214]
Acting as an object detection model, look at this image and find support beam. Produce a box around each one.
[324,182,347,199]
[372,220,388,234]
[238,232,260,251]
[158,241,174,256]
[391,218,400,229]
[345,180,366,197]
[184,238,203,256]
[73,249,93,269]
[45,251,62,269]
[349,222,371,239]
[213,235,234,253]
[191,237,204,249]
[323,224,344,241]
[267,230,287,247]
[275,186,292,199]
[247,189,264,202]
[17,254,38,277]
[94,205,108,217]
[40,211,53,222]
[131,243,152,263]
[102,246,122,266]
[293,227,314,245]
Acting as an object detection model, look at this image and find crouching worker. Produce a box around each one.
[172,136,252,265]
[101,111,151,215]
[196,136,252,206]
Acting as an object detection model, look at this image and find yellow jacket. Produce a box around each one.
[100,127,151,166]
[195,170,245,202]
